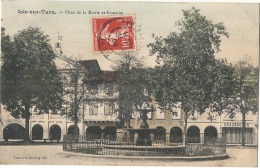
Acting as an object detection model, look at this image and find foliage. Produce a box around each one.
[185,145,215,156]
[210,56,259,117]
[149,7,232,110]
[234,56,258,111]
[148,7,234,143]
[112,54,152,127]
[1,27,63,138]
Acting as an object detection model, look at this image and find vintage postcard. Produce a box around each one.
[0,0,259,167]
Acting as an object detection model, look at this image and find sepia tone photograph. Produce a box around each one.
[0,0,259,167]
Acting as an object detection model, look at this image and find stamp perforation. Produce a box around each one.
[91,14,137,57]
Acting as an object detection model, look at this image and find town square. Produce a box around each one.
[0,1,259,167]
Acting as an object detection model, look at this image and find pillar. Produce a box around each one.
[101,131,104,140]
[116,129,123,140]
[134,131,138,144]
[166,133,170,144]
[150,132,154,142]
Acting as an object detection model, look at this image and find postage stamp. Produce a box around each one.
[92,16,135,53]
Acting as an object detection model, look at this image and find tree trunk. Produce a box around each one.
[24,105,31,142]
[73,76,79,134]
[241,110,246,146]
[124,106,131,128]
[184,111,188,145]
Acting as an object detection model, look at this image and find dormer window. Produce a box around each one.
[88,84,98,94]
[104,84,114,95]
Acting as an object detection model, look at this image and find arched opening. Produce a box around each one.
[204,126,217,142]
[122,126,134,142]
[50,124,61,140]
[67,125,80,137]
[187,126,200,143]
[103,126,117,140]
[137,129,152,146]
[32,124,43,140]
[3,123,27,141]
[86,126,102,139]
[154,126,166,142]
[170,127,183,143]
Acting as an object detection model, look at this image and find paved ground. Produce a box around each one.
[0,145,258,167]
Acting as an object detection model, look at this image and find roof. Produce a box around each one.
[79,59,101,71]
[79,60,117,83]
[87,71,118,83]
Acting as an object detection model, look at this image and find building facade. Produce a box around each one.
[0,59,258,145]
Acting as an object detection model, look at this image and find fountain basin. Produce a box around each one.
[124,128,157,146]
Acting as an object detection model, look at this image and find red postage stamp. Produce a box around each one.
[92,16,135,53]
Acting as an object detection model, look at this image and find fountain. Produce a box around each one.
[125,108,156,146]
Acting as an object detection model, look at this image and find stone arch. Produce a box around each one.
[3,123,27,141]
[204,126,218,141]
[50,124,61,140]
[170,126,183,143]
[103,126,117,140]
[67,125,80,137]
[86,126,102,139]
[154,126,166,141]
[32,124,43,140]
[187,125,200,143]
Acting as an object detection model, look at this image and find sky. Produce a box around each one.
[1,0,259,70]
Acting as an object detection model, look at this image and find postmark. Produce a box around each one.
[92,16,135,53]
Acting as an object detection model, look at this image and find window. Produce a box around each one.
[61,75,70,87]
[171,103,181,120]
[155,104,166,119]
[62,75,67,84]
[142,102,152,109]
[89,102,98,115]
[88,84,98,94]
[69,74,77,87]
[104,84,114,95]
[156,108,165,119]
[104,102,114,115]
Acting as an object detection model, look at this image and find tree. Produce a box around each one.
[203,57,258,146]
[148,7,232,144]
[59,55,96,136]
[1,27,63,141]
[62,57,86,137]
[112,53,152,129]
[233,56,258,146]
